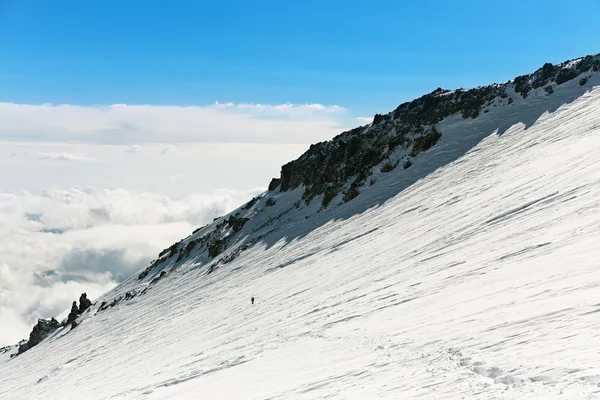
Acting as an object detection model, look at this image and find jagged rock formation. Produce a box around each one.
[79,293,93,313]
[268,178,281,191]
[127,53,600,290]
[513,56,600,98]
[13,292,94,356]
[272,54,600,208]
[17,318,60,355]
[66,301,79,326]
[19,52,591,325]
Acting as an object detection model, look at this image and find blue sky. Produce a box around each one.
[0,0,599,117]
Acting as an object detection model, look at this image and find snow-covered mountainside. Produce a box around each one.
[2,54,600,399]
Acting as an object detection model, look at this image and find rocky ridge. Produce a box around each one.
[129,53,600,288]
[274,54,600,208]
[5,53,600,357]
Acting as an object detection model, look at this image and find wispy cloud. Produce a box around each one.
[0,102,349,145]
[0,101,357,346]
[11,150,96,162]
[356,116,373,124]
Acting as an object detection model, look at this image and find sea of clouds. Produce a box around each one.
[0,101,364,346]
[0,186,263,345]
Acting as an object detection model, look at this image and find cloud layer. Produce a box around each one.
[0,102,349,145]
[1,142,309,198]
[0,100,358,346]
[0,186,262,346]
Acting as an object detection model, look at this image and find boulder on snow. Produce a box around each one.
[66,301,79,325]
[265,198,276,207]
[17,318,60,355]
[79,292,93,313]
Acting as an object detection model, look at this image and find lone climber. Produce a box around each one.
[251,297,254,305]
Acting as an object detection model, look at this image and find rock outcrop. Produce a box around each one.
[66,301,80,325]
[273,54,600,209]
[131,53,600,283]
[78,293,93,313]
[17,318,60,355]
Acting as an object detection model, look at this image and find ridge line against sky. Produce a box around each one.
[1,0,600,347]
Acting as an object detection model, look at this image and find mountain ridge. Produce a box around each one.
[123,52,600,289]
[0,51,600,398]
[7,53,600,356]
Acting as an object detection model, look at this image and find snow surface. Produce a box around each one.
[1,74,600,399]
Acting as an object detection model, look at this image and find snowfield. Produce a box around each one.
[1,74,600,399]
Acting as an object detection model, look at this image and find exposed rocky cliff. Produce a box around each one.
[128,53,600,289]
[273,54,600,208]
[14,292,95,357]
[17,318,60,355]
[5,53,599,360]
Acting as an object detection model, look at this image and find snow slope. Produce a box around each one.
[1,68,600,399]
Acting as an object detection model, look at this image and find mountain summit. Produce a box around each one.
[2,54,600,399]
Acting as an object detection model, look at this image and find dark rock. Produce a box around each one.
[265,198,276,207]
[342,185,359,203]
[321,186,338,209]
[268,178,281,191]
[380,161,397,173]
[372,113,388,125]
[410,127,442,157]
[579,77,588,86]
[192,224,207,234]
[138,257,164,280]
[98,295,126,312]
[150,271,167,285]
[17,318,60,355]
[274,78,508,207]
[177,237,202,262]
[226,215,250,233]
[242,197,259,209]
[78,293,92,313]
[158,241,181,259]
[208,238,227,258]
[555,68,578,85]
[66,301,79,325]
[512,57,595,98]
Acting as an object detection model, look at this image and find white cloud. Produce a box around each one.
[36,152,94,161]
[0,142,309,198]
[10,150,96,162]
[0,102,349,145]
[0,186,262,346]
[0,100,358,346]
[126,145,141,153]
[356,116,374,124]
